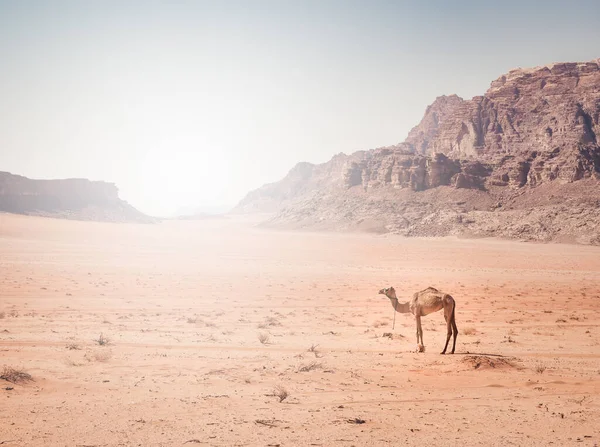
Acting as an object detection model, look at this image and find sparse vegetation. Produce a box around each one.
[66,342,81,350]
[503,335,516,343]
[1,366,33,383]
[255,419,279,427]
[258,332,271,344]
[535,364,547,374]
[307,344,321,358]
[187,316,197,324]
[273,385,289,402]
[85,349,113,362]
[298,361,323,372]
[347,418,366,424]
[462,327,477,335]
[94,333,110,346]
[258,316,281,329]
[64,357,85,367]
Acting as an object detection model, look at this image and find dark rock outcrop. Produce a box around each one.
[0,172,152,223]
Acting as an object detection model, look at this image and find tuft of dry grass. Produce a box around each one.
[64,358,85,367]
[258,316,281,329]
[462,327,477,335]
[85,349,113,363]
[307,344,322,358]
[273,385,289,402]
[298,361,323,372]
[94,333,110,346]
[1,366,33,383]
[347,418,366,424]
[66,342,81,350]
[258,332,271,345]
[535,364,547,374]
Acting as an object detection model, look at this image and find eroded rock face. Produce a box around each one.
[235,59,600,243]
[0,172,151,222]
[403,60,600,184]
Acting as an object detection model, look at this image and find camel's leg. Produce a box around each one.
[414,315,420,345]
[415,314,424,351]
[441,308,452,355]
[451,314,458,354]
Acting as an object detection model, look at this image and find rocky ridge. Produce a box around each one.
[235,59,600,244]
[0,172,152,223]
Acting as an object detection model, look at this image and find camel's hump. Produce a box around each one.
[420,287,440,293]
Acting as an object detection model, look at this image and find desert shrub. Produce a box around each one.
[258,332,270,344]
[273,385,288,402]
[1,366,33,383]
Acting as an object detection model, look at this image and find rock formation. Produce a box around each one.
[235,59,600,244]
[0,172,152,223]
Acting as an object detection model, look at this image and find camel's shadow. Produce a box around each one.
[455,351,507,357]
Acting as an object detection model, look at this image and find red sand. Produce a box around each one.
[1,213,599,446]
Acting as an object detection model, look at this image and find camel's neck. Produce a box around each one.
[388,297,410,313]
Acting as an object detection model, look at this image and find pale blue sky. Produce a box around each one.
[1,0,599,216]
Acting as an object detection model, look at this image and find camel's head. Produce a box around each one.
[378,286,396,299]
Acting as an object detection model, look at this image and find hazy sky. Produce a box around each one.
[1,1,599,216]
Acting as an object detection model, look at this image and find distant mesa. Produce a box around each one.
[235,59,600,245]
[0,171,153,223]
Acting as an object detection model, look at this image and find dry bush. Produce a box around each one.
[255,419,279,427]
[265,316,281,326]
[298,361,323,372]
[66,342,81,350]
[9,310,18,318]
[307,344,322,358]
[1,366,33,383]
[503,335,516,343]
[187,316,198,324]
[462,327,477,335]
[64,357,85,367]
[86,349,113,363]
[535,364,547,374]
[273,385,289,402]
[258,332,271,345]
[347,418,366,424]
[94,333,110,346]
[258,316,281,329]
[462,355,518,370]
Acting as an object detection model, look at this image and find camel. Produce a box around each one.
[378,286,458,354]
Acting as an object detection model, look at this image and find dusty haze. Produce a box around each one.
[2,1,600,216]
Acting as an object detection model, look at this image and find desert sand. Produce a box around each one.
[1,213,599,446]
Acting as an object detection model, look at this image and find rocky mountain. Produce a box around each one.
[0,172,153,223]
[235,59,600,244]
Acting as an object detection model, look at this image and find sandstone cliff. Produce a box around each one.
[235,59,600,244]
[0,172,152,223]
